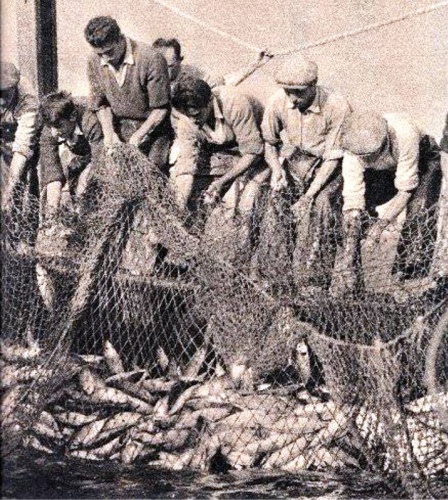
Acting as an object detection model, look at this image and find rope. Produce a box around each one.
[149,0,448,57]
[277,0,448,56]
[148,0,263,53]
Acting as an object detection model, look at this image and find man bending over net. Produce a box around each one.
[261,55,351,291]
[170,76,269,263]
[1,62,40,215]
[39,92,103,229]
[331,110,442,295]
[84,16,172,173]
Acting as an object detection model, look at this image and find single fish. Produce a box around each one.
[109,380,156,405]
[36,263,55,310]
[133,428,191,451]
[293,340,311,385]
[70,418,108,449]
[69,449,101,461]
[34,411,61,441]
[182,347,207,379]
[120,438,144,465]
[153,396,170,421]
[168,384,199,416]
[105,370,147,384]
[142,378,177,393]
[76,354,104,364]
[79,369,152,413]
[0,342,41,363]
[102,412,144,433]
[156,347,170,373]
[104,341,125,375]
[1,365,53,389]
[91,436,122,459]
[53,411,99,428]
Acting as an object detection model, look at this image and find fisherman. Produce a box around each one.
[331,110,442,294]
[84,16,172,173]
[261,55,351,290]
[170,75,268,260]
[38,91,103,221]
[152,37,272,89]
[152,38,272,209]
[1,61,40,214]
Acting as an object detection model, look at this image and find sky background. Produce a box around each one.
[2,0,447,138]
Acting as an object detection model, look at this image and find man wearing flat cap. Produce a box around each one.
[261,55,351,289]
[1,61,40,213]
[331,110,442,294]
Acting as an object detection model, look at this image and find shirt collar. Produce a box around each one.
[212,94,224,121]
[285,86,321,113]
[100,37,135,68]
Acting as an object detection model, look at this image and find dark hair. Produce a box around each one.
[84,16,122,48]
[152,38,182,60]
[41,91,76,126]
[171,76,212,112]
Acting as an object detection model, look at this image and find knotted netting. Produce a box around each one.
[1,144,447,498]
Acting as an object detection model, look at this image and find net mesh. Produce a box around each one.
[2,144,447,498]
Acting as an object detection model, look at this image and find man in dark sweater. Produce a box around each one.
[39,91,103,216]
[84,16,172,173]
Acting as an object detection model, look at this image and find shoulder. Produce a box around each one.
[132,40,167,67]
[319,86,350,112]
[214,86,255,115]
[384,113,422,149]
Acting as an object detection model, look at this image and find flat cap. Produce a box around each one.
[274,55,318,88]
[0,62,20,90]
[341,111,388,155]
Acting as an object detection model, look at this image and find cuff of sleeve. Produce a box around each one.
[239,143,264,156]
[395,179,419,192]
[343,196,365,211]
[12,145,33,160]
[323,148,344,161]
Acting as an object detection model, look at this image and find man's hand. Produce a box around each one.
[366,218,389,247]
[255,48,274,66]
[270,168,288,192]
[291,195,313,221]
[203,180,224,206]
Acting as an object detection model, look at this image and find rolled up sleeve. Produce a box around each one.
[146,52,170,109]
[12,110,39,159]
[323,96,351,161]
[261,93,283,147]
[393,125,420,192]
[226,93,263,155]
[342,152,366,211]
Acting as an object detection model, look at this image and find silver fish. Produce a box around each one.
[104,341,125,375]
[182,347,207,379]
[69,449,101,461]
[54,411,99,428]
[133,428,191,451]
[36,263,55,310]
[156,347,170,372]
[79,369,152,413]
[120,438,144,465]
[70,418,108,449]
[0,342,41,363]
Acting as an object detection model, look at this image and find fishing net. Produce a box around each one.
[2,144,447,498]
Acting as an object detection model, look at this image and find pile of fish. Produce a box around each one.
[1,337,447,477]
